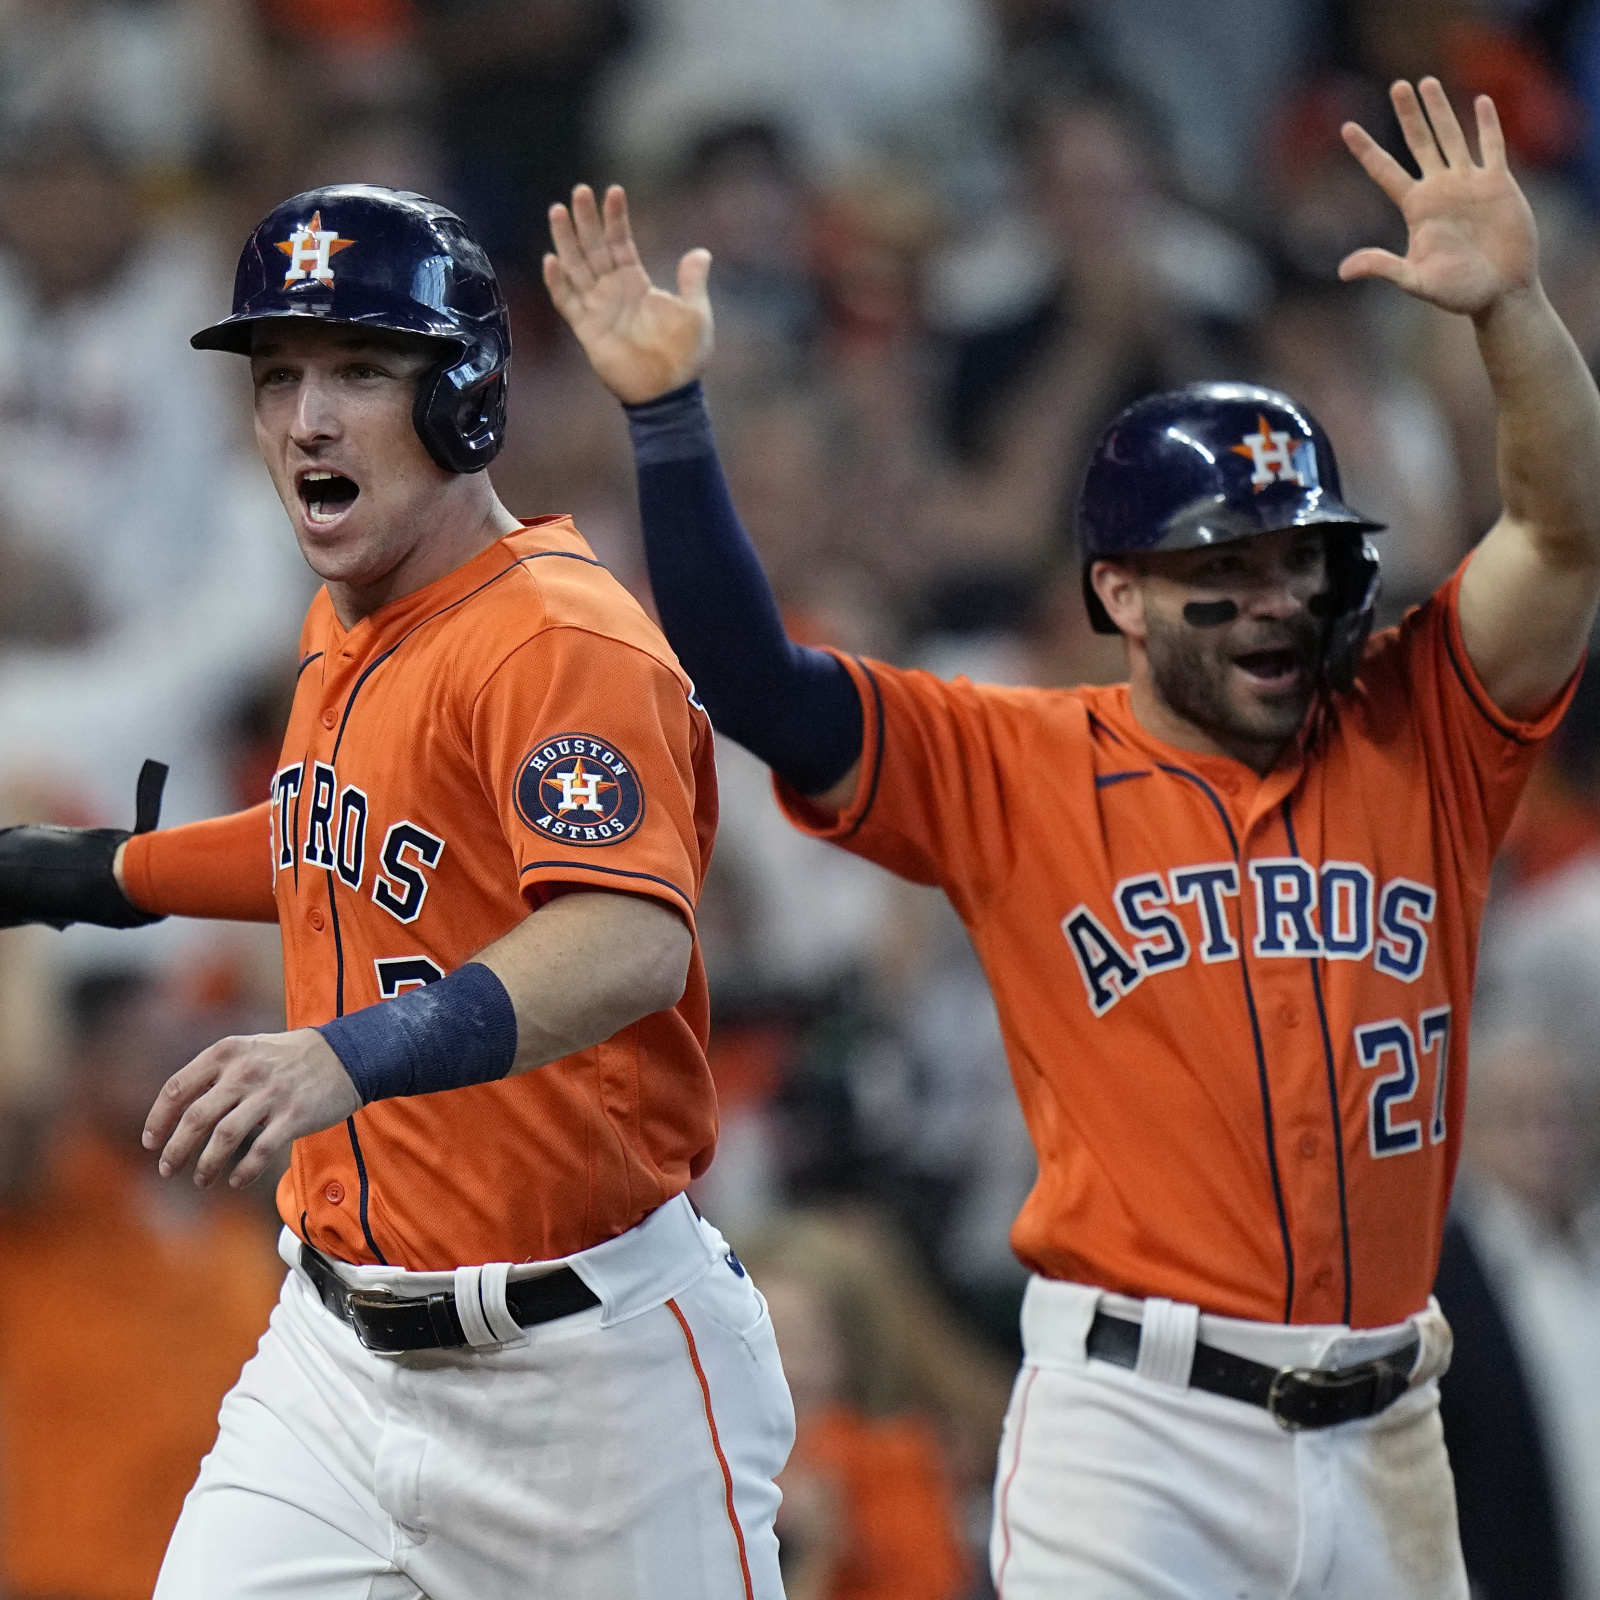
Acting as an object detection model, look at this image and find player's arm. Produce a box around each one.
[1342,79,1600,717]
[141,889,690,1189]
[543,183,864,813]
[0,762,278,930]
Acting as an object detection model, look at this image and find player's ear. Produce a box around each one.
[1091,559,1145,640]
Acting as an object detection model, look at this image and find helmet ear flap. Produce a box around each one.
[413,351,508,474]
[1321,533,1381,693]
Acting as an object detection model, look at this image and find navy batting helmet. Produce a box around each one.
[191,185,510,474]
[1078,382,1384,692]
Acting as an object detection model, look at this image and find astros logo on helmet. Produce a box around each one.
[276,211,356,289]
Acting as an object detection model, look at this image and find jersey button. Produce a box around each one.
[308,908,325,932]
[1277,1003,1300,1027]
[1298,1132,1318,1159]
[1313,1265,1334,1290]
[324,1181,345,1205]
[321,709,337,729]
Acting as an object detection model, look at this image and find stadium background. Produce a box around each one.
[1,1,1599,1595]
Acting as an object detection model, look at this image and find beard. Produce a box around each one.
[1144,606,1325,749]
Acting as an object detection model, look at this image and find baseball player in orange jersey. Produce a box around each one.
[544,78,1600,1596]
[0,186,794,1598]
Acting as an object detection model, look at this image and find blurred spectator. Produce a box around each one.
[0,965,284,1600]
[1082,0,1321,204]
[596,0,1000,187]
[740,1209,1013,1599]
[0,0,220,182]
[0,118,311,839]
[924,79,1267,603]
[417,0,633,281]
[1480,844,1600,1088]
[1439,1026,1600,1600]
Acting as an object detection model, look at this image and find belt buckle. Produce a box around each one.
[1267,1364,1336,1431]
[344,1285,408,1353]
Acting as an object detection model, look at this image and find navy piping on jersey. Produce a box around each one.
[306,546,600,1268]
[344,1118,387,1264]
[837,657,887,840]
[324,867,346,1019]
[290,755,307,893]
[297,651,323,678]
[519,859,695,915]
[1440,607,1542,745]
[1087,711,1125,746]
[1159,763,1295,1321]
[1281,799,1354,1325]
[1094,769,1152,790]
[330,549,602,764]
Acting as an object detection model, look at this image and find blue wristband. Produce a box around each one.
[316,962,518,1104]
[624,379,714,466]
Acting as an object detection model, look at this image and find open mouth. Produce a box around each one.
[298,470,360,525]
[1233,648,1302,687]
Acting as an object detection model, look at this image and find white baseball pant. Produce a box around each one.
[155,1194,794,1600]
[992,1277,1468,1599]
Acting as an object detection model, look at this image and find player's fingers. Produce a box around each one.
[542,252,583,323]
[1418,76,1472,167]
[157,1079,244,1178]
[1337,246,1415,291]
[226,1114,286,1189]
[570,184,615,274]
[193,1096,271,1189]
[1339,122,1414,206]
[676,247,713,316]
[1476,93,1508,170]
[1390,80,1445,175]
[602,184,643,268]
[547,203,596,295]
[142,1052,221,1151]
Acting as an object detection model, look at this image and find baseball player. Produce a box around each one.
[0,185,793,1599]
[544,79,1600,1596]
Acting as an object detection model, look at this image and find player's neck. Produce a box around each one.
[1126,674,1294,778]
[326,491,522,628]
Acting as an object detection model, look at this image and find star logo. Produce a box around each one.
[514,735,645,847]
[543,759,618,817]
[275,211,355,289]
[1230,414,1311,490]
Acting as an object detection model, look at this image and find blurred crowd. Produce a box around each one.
[3,0,1600,1596]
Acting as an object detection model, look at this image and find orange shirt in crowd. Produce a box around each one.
[789,1406,969,1600]
[0,1132,283,1599]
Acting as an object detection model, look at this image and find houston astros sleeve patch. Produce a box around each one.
[513,734,644,845]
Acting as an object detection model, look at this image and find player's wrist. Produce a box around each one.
[623,380,713,467]
[316,961,519,1105]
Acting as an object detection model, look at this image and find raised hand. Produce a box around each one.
[1340,78,1539,317]
[544,184,714,404]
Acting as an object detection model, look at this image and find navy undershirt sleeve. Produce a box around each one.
[626,382,864,798]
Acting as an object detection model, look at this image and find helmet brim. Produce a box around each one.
[1153,490,1386,551]
[190,304,470,355]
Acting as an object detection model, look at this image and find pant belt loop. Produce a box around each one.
[1135,1297,1200,1388]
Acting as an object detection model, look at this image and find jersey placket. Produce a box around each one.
[1234,764,1352,1326]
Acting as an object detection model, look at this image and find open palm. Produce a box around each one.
[544,184,714,404]
[1340,78,1538,316]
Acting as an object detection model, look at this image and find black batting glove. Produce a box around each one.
[0,760,169,930]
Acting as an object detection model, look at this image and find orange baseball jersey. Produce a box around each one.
[132,517,719,1270]
[778,562,1574,1329]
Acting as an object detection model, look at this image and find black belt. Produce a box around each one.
[1086,1310,1419,1431]
[300,1243,600,1354]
